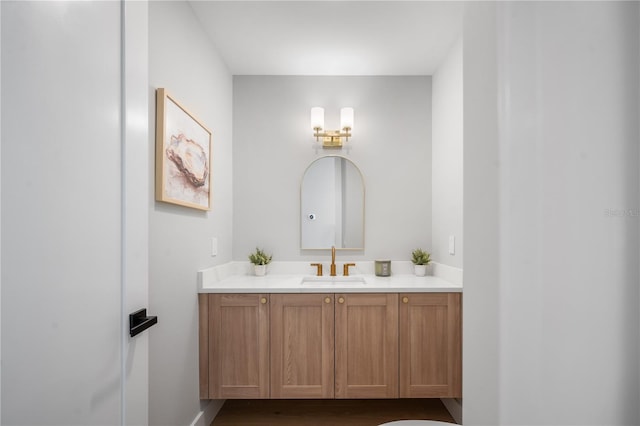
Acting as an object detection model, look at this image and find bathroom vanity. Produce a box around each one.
[198,263,462,401]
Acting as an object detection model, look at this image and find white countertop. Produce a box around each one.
[198,261,462,294]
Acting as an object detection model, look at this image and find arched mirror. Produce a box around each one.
[301,156,364,249]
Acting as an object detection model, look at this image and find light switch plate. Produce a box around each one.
[211,237,218,257]
[449,235,455,255]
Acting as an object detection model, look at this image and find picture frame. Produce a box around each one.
[155,88,212,211]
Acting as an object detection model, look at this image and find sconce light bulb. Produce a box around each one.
[340,107,354,131]
[311,107,325,131]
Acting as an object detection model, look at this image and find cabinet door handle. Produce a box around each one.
[338,297,345,304]
[402,297,409,304]
[260,297,268,304]
[324,297,331,304]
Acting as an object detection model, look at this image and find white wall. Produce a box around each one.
[432,37,463,268]
[148,1,233,425]
[461,2,500,424]
[0,2,3,420]
[1,1,124,424]
[497,2,639,425]
[233,76,432,263]
[123,1,150,425]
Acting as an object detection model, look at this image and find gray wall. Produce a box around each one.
[148,2,233,425]
[233,76,432,263]
[432,37,463,268]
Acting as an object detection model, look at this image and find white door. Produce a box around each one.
[1,1,149,425]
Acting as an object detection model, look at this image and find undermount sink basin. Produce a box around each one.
[300,276,367,285]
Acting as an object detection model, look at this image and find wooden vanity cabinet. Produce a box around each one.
[200,291,461,400]
[270,294,335,398]
[199,293,270,399]
[335,293,399,398]
[399,293,462,398]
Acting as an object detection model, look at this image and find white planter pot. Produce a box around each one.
[254,264,267,276]
[414,264,428,277]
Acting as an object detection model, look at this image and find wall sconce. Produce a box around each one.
[311,107,354,148]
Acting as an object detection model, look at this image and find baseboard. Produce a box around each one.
[190,400,225,426]
[193,399,459,425]
[441,398,462,424]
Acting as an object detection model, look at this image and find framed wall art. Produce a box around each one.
[155,88,212,210]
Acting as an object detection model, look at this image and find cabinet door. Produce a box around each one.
[335,293,399,398]
[270,294,335,398]
[399,293,462,398]
[208,294,270,399]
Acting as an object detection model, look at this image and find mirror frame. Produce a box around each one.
[300,155,365,250]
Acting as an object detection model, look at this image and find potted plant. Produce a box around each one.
[248,247,272,276]
[411,248,431,276]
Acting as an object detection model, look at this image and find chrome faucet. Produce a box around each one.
[330,245,337,276]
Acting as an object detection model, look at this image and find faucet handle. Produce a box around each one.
[343,263,356,276]
[310,263,323,276]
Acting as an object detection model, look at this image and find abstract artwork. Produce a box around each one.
[155,88,212,210]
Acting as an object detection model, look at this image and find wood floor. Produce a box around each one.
[211,399,457,426]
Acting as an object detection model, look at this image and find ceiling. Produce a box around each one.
[188,1,464,76]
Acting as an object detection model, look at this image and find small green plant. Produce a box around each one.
[248,247,272,265]
[411,248,431,265]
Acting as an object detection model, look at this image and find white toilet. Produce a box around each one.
[379,421,455,426]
